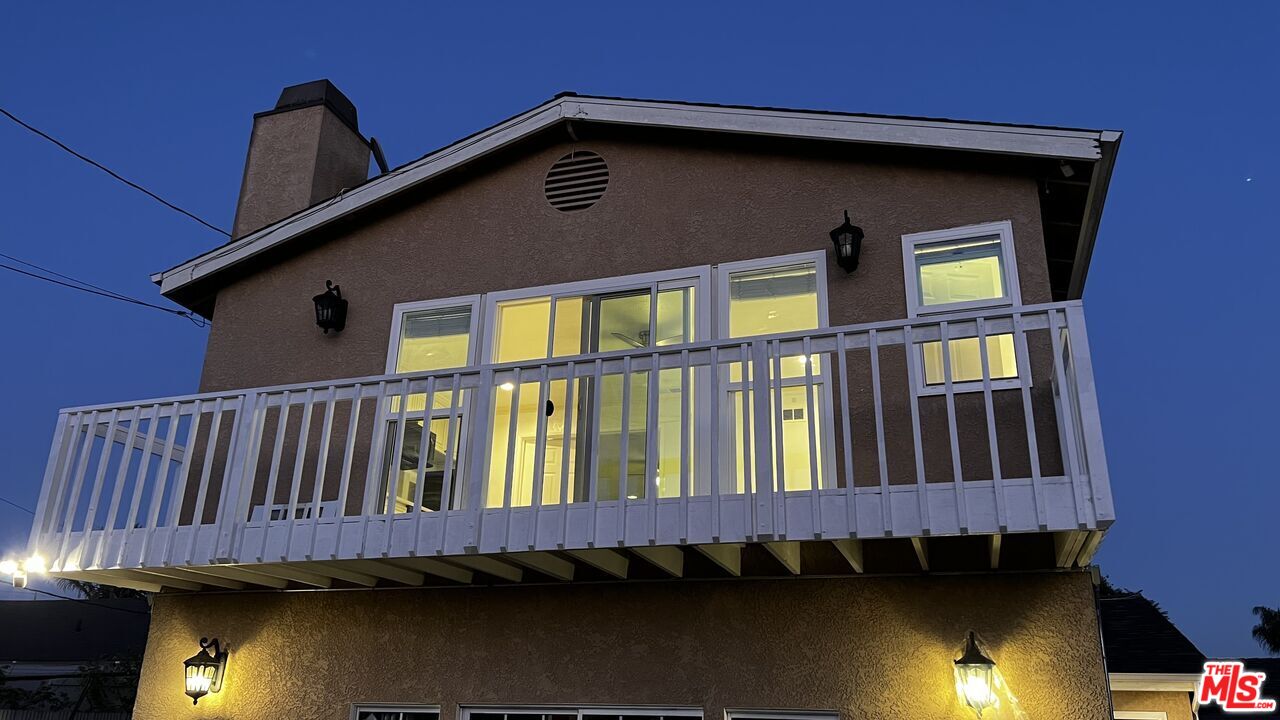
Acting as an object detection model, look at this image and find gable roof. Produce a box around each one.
[152,93,1122,309]
[1100,593,1206,675]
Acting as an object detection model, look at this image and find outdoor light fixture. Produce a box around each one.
[0,558,26,589]
[312,280,348,334]
[829,209,864,273]
[182,637,228,705]
[954,631,998,717]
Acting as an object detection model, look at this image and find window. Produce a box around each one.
[716,252,833,493]
[902,221,1021,392]
[354,706,439,720]
[726,711,838,720]
[462,707,701,720]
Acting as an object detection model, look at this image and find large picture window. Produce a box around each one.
[902,221,1022,393]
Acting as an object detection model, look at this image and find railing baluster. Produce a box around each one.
[139,401,183,565]
[902,326,930,534]
[803,337,822,539]
[29,412,78,555]
[358,381,390,556]
[975,318,1007,532]
[57,410,99,569]
[557,364,577,550]
[939,321,969,533]
[115,404,160,568]
[644,352,660,544]
[412,376,436,554]
[616,356,633,547]
[749,340,774,539]
[81,409,121,568]
[304,387,337,560]
[500,368,522,552]
[258,390,293,562]
[463,369,495,551]
[528,366,550,551]
[94,404,138,566]
[585,359,604,547]
[836,333,857,538]
[285,388,317,559]
[380,379,411,557]
[770,339,787,539]
[708,345,721,542]
[186,398,224,565]
[1011,313,1047,530]
[331,384,365,560]
[218,392,267,564]
[868,330,891,535]
[162,399,203,566]
[1063,304,1113,524]
[1046,309,1088,529]
[437,374,462,553]
[679,349,691,544]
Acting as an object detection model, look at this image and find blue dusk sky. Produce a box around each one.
[0,3,1275,655]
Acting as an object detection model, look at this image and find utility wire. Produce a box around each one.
[21,586,152,614]
[0,252,207,326]
[0,495,33,514]
[0,105,231,238]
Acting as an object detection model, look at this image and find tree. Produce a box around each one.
[54,578,148,601]
[1253,606,1280,655]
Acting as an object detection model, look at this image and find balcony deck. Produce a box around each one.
[24,301,1112,592]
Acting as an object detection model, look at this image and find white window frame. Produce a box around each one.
[460,706,703,720]
[386,294,484,374]
[713,251,837,492]
[726,710,839,720]
[352,704,441,720]
[901,220,1023,396]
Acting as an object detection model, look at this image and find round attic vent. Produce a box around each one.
[544,150,609,212]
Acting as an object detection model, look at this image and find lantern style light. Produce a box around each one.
[183,637,228,705]
[829,209,865,273]
[954,631,998,717]
[312,280,348,334]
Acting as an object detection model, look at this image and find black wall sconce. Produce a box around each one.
[954,630,998,717]
[829,210,865,273]
[312,280,348,334]
[183,637,228,705]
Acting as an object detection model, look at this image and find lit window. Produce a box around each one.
[902,222,1021,390]
[396,304,475,373]
[355,708,439,720]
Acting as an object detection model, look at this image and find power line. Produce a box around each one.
[21,586,151,614]
[0,104,231,238]
[0,252,207,327]
[0,495,33,514]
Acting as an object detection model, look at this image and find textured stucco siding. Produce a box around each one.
[132,571,1109,720]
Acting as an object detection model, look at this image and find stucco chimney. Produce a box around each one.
[231,79,371,239]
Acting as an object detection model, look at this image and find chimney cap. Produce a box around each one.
[255,79,360,135]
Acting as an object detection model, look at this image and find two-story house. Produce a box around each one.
[11,80,1127,719]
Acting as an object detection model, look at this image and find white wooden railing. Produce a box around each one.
[26,301,1112,574]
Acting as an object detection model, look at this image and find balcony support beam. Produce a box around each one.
[56,570,167,594]
[183,565,289,589]
[911,537,929,572]
[832,539,864,573]
[387,557,474,584]
[631,546,684,577]
[308,561,379,587]
[137,567,244,590]
[696,544,741,576]
[249,563,333,589]
[568,549,629,579]
[764,541,801,575]
[449,555,523,582]
[990,534,1002,570]
[507,552,575,581]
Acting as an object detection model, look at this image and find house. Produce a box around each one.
[0,598,149,714]
[1099,592,1207,720]
[9,80,1124,719]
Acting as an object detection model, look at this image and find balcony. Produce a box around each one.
[21,301,1112,591]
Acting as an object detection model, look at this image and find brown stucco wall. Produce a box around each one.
[1112,690,1196,720]
[189,131,1066,515]
[132,571,1109,720]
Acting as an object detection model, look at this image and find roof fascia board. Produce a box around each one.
[1068,130,1122,298]
[155,95,1111,296]
[562,97,1105,161]
[1108,672,1201,692]
[153,97,568,293]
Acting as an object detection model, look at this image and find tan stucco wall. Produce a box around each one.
[182,133,1066,517]
[133,571,1109,720]
[1112,690,1195,720]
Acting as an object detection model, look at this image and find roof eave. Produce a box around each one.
[1067,130,1123,299]
[153,95,1116,300]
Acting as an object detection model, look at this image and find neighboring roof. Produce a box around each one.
[151,92,1122,306]
[1100,593,1206,675]
[1198,657,1280,719]
[0,599,150,663]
